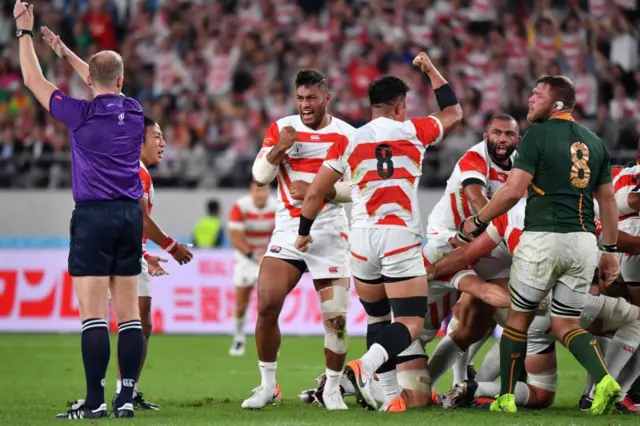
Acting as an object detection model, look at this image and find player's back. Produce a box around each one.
[260,114,354,232]
[427,141,513,238]
[346,116,442,234]
[518,118,610,234]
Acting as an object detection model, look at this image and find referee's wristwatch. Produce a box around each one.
[16,29,34,38]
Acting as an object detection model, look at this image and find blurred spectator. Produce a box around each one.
[193,199,224,248]
[2,0,640,189]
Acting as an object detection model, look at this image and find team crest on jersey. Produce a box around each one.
[270,245,282,253]
[328,266,339,273]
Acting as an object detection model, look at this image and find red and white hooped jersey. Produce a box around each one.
[140,161,154,248]
[427,141,514,239]
[227,194,277,259]
[258,115,354,233]
[323,115,444,235]
[613,165,640,221]
[486,199,603,255]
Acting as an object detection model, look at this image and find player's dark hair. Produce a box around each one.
[368,75,410,108]
[207,199,220,216]
[487,114,517,127]
[536,75,576,110]
[294,69,327,90]
[144,116,156,128]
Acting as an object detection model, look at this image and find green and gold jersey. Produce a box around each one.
[513,114,612,234]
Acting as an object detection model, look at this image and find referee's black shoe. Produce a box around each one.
[110,403,135,418]
[54,400,107,420]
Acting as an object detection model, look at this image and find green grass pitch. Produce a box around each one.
[0,334,637,425]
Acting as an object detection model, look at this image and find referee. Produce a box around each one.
[16,2,143,419]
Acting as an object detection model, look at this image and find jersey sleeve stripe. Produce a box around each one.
[449,192,463,229]
[411,116,443,146]
[485,224,502,244]
[458,150,489,175]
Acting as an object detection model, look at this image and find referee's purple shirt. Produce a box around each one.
[49,90,144,202]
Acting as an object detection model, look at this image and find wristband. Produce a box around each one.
[298,215,315,236]
[162,237,178,255]
[434,84,459,110]
[143,250,151,261]
[601,244,617,253]
[472,215,487,228]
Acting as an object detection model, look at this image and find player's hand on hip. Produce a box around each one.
[598,252,621,287]
[294,235,313,253]
[147,255,169,277]
[289,180,309,200]
[277,126,298,151]
[172,244,194,265]
[412,51,435,73]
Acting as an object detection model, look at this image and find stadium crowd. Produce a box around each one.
[1,0,640,189]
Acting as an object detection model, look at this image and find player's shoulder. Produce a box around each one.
[121,95,143,112]
[271,115,300,130]
[522,123,547,141]
[139,162,151,179]
[327,116,356,135]
[235,194,254,210]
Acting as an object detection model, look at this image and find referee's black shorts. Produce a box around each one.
[69,199,143,277]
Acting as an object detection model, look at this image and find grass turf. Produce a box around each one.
[0,334,636,425]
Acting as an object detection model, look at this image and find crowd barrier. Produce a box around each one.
[0,249,453,336]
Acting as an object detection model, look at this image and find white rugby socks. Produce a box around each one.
[427,335,464,386]
[376,370,401,403]
[476,337,501,382]
[234,316,246,341]
[360,343,389,375]
[259,361,277,390]
[324,368,343,394]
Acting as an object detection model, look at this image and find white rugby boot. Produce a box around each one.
[241,384,281,409]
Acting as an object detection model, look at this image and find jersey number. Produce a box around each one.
[375,144,394,179]
[570,142,590,189]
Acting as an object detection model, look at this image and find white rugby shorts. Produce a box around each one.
[264,229,350,279]
[349,228,425,282]
[233,255,260,288]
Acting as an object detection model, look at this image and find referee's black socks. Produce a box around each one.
[115,320,144,409]
[81,318,110,409]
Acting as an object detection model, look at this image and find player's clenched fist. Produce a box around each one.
[277,126,298,150]
[294,235,313,253]
[412,52,435,73]
[289,180,309,200]
[172,243,193,265]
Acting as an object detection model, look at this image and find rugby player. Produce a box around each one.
[244,69,354,410]
[42,28,193,414]
[227,183,277,356]
[427,200,640,412]
[460,75,621,414]
[424,114,521,387]
[295,52,463,412]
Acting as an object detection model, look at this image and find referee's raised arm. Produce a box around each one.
[15,1,145,420]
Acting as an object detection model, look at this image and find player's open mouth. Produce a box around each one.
[496,144,507,155]
[301,110,314,120]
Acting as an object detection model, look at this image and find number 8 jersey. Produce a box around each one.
[513,113,612,234]
[324,115,444,235]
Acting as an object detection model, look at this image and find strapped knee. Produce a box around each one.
[397,339,427,363]
[321,285,350,354]
[527,368,558,392]
[397,368,432,393]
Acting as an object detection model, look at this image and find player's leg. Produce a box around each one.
[109,200,145,418]
[476,335,501,382]
[55,203,117,420]
[242,256,303,408]
[132,293,159,410]
[355,279,399,406]
[491,232,558,413]
[551,234,620,415]
[345,230,427,413]
[230,259,259,356]
[303,230,351,410]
